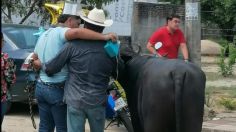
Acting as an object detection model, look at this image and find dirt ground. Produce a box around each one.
[2,103,127,132]
[201,56,236,118]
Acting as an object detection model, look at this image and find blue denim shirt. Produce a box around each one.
[45,39,116,109]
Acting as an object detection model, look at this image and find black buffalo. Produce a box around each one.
[118,46,206,132]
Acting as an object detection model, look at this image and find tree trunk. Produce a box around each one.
[6,2,13,23]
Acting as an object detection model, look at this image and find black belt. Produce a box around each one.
[38,79,65,89]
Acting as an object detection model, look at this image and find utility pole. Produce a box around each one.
[185,0,201,67]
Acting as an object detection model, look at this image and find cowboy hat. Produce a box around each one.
[80,8,113,27]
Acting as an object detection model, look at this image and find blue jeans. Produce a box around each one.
[35,82,67,132]
[67,105,106,132]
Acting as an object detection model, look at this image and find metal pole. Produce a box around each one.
[185,0,201,67]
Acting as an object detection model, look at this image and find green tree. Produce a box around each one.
[1,0,118,25]
[1,0,56,24]
[201,0,236,41]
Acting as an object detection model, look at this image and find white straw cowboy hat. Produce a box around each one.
[79,8,113,27]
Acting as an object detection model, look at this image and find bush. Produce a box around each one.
[219,97,236,111]
[218,42,236,77]
[217,39,228,47]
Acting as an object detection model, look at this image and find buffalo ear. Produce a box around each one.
[120,43,138,55]
[131,44,142,55]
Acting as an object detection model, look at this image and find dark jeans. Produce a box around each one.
[35,82,67,132]
[1,101,7,125]
[67,105,106,132]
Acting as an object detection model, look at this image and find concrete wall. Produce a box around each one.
[131,2,185,53]
[103,0,133,36]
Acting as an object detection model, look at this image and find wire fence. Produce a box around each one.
[201,28,236,41]
[201,10,236,41]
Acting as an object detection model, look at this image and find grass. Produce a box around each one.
[206,86,236,97]
[205,87,236,112]
[205,72,236,81]
[218,97,236,111]
[201,38,236,112]
[204,71,236,112]
[229,89,236,98]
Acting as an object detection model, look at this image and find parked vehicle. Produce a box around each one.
[106,79,134,132]
[2,23,40,110]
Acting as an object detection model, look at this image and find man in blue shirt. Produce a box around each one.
[33,11,117,132]
[43,8,117,132]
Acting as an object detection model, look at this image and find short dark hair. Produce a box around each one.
[84,22,104,33]
[166,14,180,22]
[57,14,81,23]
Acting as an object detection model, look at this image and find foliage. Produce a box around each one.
[201,0,236,41]
[218,42,236,77]
[1,0,118,25]
[217,39,229,48]
[219,97,236,111]
[1,0,55,24]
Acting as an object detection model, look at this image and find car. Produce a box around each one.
[2,23,40,109]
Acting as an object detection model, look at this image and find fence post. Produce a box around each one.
[185,0,201,67]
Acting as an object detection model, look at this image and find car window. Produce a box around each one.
[2,26,39,49]
[2,40,13,51]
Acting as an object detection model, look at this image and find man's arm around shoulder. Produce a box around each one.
[65,28,117,42]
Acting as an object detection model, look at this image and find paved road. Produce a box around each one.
[2,103,127,132]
